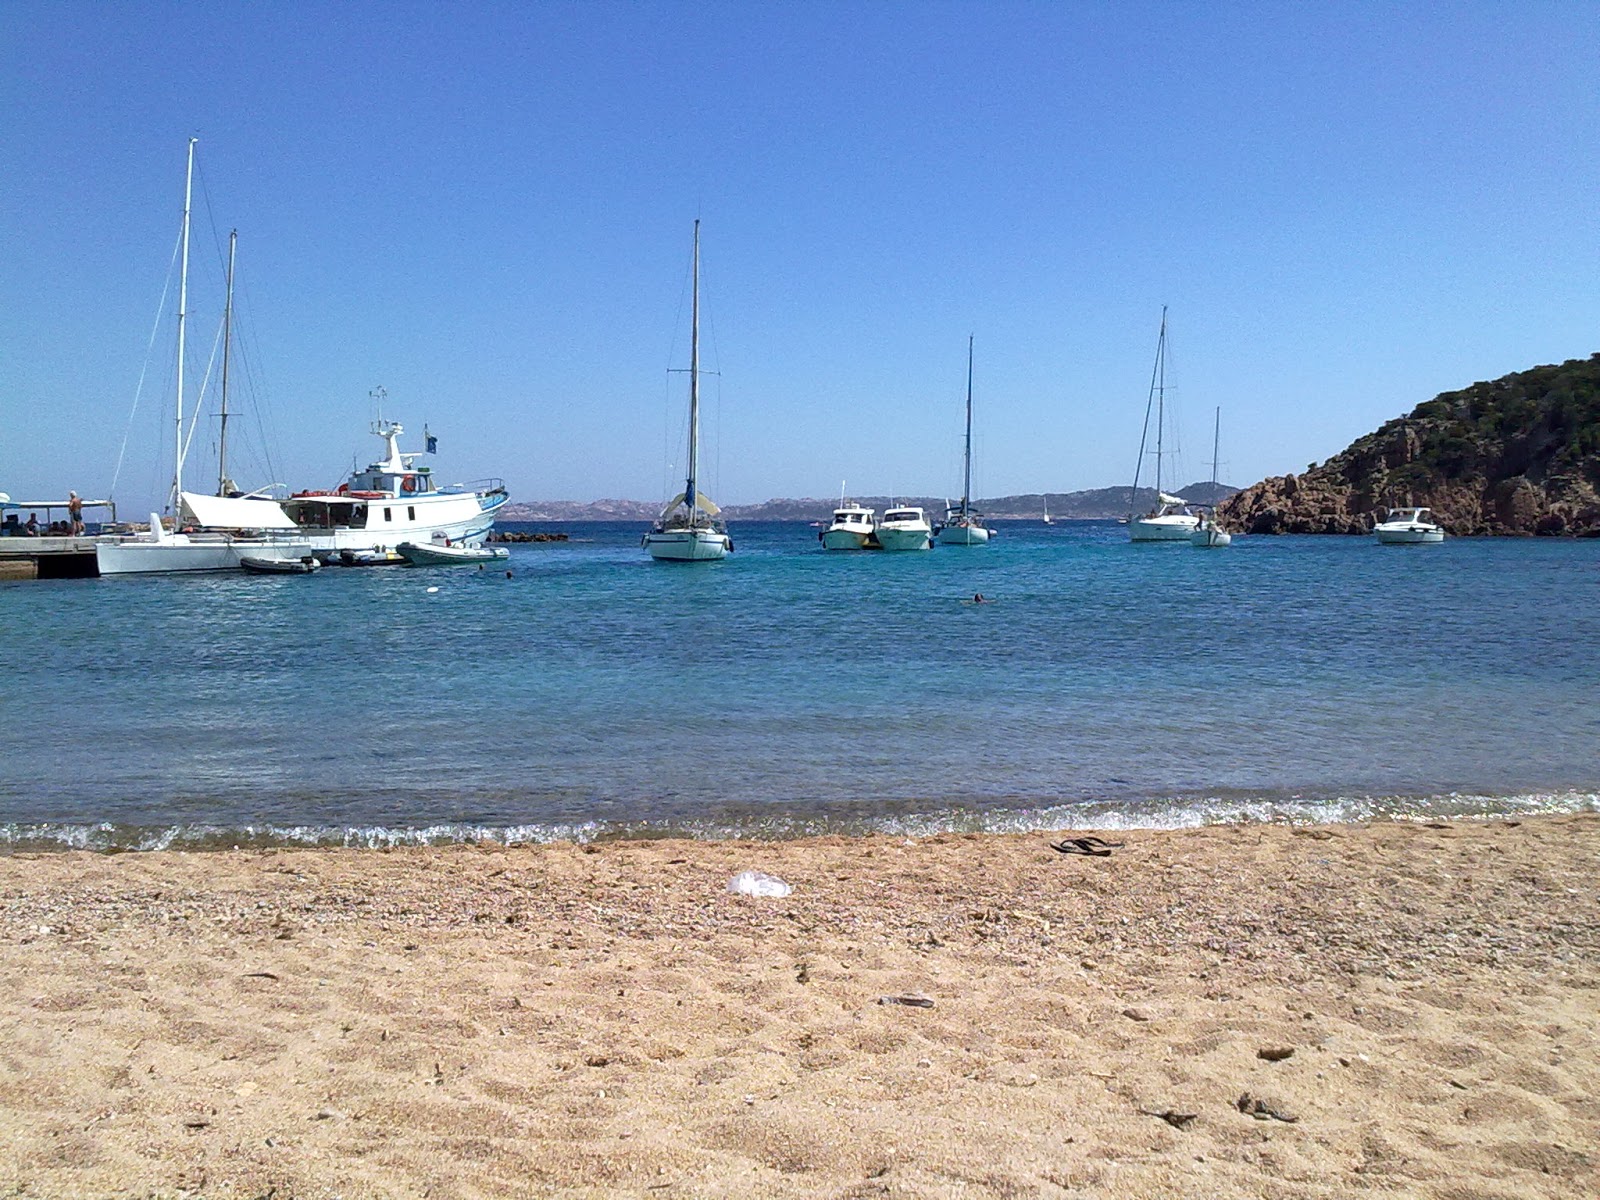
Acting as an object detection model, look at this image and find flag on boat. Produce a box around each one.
[425,426,438,454]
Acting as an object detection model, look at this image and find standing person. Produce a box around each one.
[68,491,84,535]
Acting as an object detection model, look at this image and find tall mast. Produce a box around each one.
[218,228,237,496]
[1153,306,1167,498]
[1209,406,1221,485]
[173,137,197,513]
[684,219,700,519]
[961,335,973,515]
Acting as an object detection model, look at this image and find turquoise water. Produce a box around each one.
[2,520,1597,848]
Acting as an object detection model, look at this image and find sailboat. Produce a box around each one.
[1190,407,1232,547]
[1127,307,1199,542]
[96,143,314,575]
[1042,494,1053,525]
[643,221,732,562]
[935,336,993,546]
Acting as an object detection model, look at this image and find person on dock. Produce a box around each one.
[68,492,84,535]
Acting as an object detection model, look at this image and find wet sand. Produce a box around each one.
[1,813,1596,1198]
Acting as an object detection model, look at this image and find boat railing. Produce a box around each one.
[440,477,506,496]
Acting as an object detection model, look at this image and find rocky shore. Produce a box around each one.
[1220,354,1600,536]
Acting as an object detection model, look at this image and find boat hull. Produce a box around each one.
[936,523,991,546]
[398,541,510,566]
[1129,515,1199,542]
[1374,527,1444,544]
[875,526,931,552]
[1190,528,1232,548]
[644,529,731,561]
[820,528,872,551]
[96,537,314,575]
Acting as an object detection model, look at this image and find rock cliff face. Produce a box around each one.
[1219,354,1600,536]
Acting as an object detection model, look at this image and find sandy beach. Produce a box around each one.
[1,813,1595,1198]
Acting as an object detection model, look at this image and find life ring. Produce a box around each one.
[336,483,349,495]
[401,476,418,494]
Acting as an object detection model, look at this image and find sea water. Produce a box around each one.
[2,521,1596,849]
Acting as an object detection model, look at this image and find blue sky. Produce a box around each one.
[3,2,1597,512]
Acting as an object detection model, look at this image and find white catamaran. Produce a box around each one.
[935,336,993,546]
[643,221,732,562]
[96,142,318,575]
[1127,307,1199,542]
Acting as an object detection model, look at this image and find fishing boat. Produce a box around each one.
[935,337,993,546]
[240,555,321,574]
[820,486,877,550]
[1374,507,1445,544]
[398,537,510,566]
[279,400,508,560]
[644,221,732,562]
[1127,308,1199,542]
[875,505,933,552]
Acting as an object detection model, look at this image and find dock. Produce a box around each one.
[0,537,101,580]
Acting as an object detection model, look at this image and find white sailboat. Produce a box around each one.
[1190,408,1232,547]
[935,337,993,546]
[96,143,316,575]
[1042,494,1053,525]
[1127,307,1199,542]
[644,221,732,562]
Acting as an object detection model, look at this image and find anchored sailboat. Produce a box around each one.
[935,336,993,546]
[1127,307,1199,542]
[644,221,732,562]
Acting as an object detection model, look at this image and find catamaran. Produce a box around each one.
[643,221,732,562]
[1127,307,1199,542]
[935,336,993,546]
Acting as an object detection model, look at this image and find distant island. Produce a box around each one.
[1221,353,1600,536]
[498,481,1238,524]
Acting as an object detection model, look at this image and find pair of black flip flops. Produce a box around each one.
[1049,835,1124,857]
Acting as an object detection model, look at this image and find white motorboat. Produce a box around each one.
[820,503,877,550]
[398,537,510,566]
[1374,507,1445,544]
[876,506,933,552]
[644,221,732,563]
[935,337,993,546]
[1190,509,1232,548]
[1126,308,1200,543]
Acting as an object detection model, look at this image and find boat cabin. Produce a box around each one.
[882,508,924,524]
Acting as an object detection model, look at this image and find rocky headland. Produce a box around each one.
[1220,353,1600,536]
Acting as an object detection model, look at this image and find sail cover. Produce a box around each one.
[180,492,298,531]
[1158,491,1188,506]
[659,491,721,518]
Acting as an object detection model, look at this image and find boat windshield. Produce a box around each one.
[884,510,919,523]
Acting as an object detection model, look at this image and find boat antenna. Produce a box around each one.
[172,137,197,514]
[217,229,237,496]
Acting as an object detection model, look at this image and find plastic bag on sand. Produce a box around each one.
[728,870,792,898]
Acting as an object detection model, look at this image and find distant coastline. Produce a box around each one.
[499,482,1237,524]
